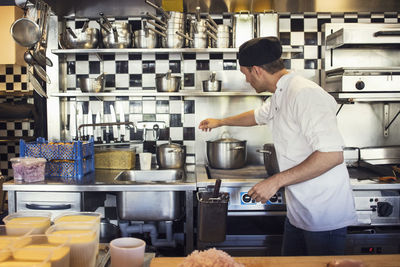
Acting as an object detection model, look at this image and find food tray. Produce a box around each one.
[20,137,94,160]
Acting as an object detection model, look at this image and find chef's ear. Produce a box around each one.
[252,66,264,77]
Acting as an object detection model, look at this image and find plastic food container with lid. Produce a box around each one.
[3,212,51,236]
[10,157,46,183]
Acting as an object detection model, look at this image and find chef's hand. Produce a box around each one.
[248,175,281,204]
[198,118,222,132]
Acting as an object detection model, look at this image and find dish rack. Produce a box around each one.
[19,137,94,179]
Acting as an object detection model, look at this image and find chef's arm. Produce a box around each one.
[249,150,344,203]
[276,150,344,188]
[199,110,257,131]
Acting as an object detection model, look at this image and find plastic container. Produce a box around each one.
[10,157,46,183]
[19,138,95,179]
[3,212,51,236]
[46,223,97,267]
[0,225,33,263]
[197,191,229,243]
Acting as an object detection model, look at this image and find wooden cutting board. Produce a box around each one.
[150,254,400,267]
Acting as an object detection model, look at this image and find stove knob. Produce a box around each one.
[242,194,252,203]
[355,80,365,90]
[377,202,393,217]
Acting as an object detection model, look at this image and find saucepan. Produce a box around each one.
[98,13,132,48]
[202,71,222,92]
[206,132,247,169]
[61,22,100,49]
[155,70,181,92]
[79,74,105,93]
[257,143,280,176]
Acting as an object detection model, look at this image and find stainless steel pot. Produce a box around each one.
[62,28,99,49]
[156,71,182,92]
[156,139,186,169]
[133,29,157,48]
[79,74,105,93]
[207,133,247,169]
[257,143,280,176]
[101,22,132,48]
[202,71,222,92]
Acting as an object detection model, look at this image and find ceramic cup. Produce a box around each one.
[139,152,152,170]
[110,237,146,267]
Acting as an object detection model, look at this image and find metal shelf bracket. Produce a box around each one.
[384,103,400,137]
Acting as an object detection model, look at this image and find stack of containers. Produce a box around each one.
[3,212,51,236]
[162,11,186,48]
[216,25,231,48]
[19,137,95,180]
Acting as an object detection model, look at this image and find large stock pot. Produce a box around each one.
[206,133,247,169]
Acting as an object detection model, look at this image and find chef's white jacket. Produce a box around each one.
[254,72,358,231]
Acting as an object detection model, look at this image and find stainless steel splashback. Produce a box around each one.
[39,0,400,17]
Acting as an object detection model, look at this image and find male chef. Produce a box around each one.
[198,37,357,256]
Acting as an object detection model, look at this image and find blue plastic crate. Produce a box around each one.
[20,137,94,179]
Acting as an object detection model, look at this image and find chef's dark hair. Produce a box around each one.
[257,58,285,74]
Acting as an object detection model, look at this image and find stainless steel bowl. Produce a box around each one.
[62,28,100,49]
[79,76,105,93]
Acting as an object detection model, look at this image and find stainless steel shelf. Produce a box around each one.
[50,90,272,97]
[331,92,400,102]
[51,46,302,55]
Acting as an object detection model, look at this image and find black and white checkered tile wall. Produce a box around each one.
[0,64,34,177]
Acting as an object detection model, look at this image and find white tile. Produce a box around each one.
[290,32,304,46]
[196,53,210,60]
[89,54,100,61]
[104,61,116,74]
[331,18,344,23]
[303,46,318,59]
[385,18,397,23]
[142,74,156,87]
[169,53,181,60]
[75,61,89,74]
[169,127,183,140]
[0,65,5,73]
[142,100,156,114]
[183,114,196,127]
[279,18,290,32]
[155,61,170,73]
[115,54,129,60]
[183,141,195,153]
[128,61,142,74]
[156,114,170,126]
[142,53,155,60]
[210,60,223,71]
[304,18,317,31]
[183,60,196,73]
[186,155,195,164]
[222,53,237,60]
[186,165,195,172]
[290,59,305,71]
[169,100,182,114]
[115,74,129,87]
[6,75,13,83]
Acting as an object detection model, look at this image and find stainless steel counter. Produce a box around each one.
[3,169,197,192]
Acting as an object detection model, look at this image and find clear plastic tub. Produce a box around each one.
[0,226,33,263]
[11,235,70,267]
[3,212,51,235]
[46,223,97,267]
[10,157,46,183]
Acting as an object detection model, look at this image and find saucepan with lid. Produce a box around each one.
[206,132,247,169]
[155,70,182,92]
[202,71,222,92]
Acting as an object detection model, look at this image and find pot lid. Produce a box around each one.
[158,138,182,148]
[211,137,244,143]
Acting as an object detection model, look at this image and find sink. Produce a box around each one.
[114,169,184,221]
[114,169,185,183]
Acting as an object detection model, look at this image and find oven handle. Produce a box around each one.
[228,211,286,216]
[25,203,72,210]
[374,30,400,37]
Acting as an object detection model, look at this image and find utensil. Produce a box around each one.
[206,132,247,169]
[155,70,182,92]
[156,138,186,169]
[202,71,222,92]
[213,179,222,198]
[257,143,280,176]
[10,3,41,47]
[110,104,118,141]
[28,70,48,98]
[62,27,100,49]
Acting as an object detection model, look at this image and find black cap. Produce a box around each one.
[238,37,282,67]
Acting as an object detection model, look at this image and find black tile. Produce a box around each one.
[21,67,27,74]
[6,67,13,74]
[371,18,384,23]
[131,128,142,140]
[116,61,129,73]
[279,13,290,18]
[76,54,89,61]
[89,62,100,74]
[358,13,371,19]
[128,53,141,60]
[317,18,331,31]
[14,122,22,130]
[171,140,183,145]
[214,19,223,24]
[129,100,142,113]
[318,46,322,59]
[184,100,195,114]
[184,73,194,87]
[82,102,89,114]
[143,114,156,121]
[183,127,195,140]
[22,130,29,136]
[158,128,170,141]
[196,60,209,70]
[6,83,13,90]
[169,61,181,73]
[383,13,397,18]
[142,61,155,73]
[169,96,181,100]
[283,59,291,69]
[104,207,118,220]
[129,74,142,87]
[0,75,5,83]
[130,20,142,31]
[170,114,182,127]
[76,74,89,87]
[67,62,76,75]
[21,83,27,90]
[331,13,344,18]
[156,100,169,113]
[290,19,304,32]
[105,74,115,87]
[13,75,21,82]
[143,141,156,153]
[223,60,237,70]
[116,96,129,101]
[183,53,196,60]
[304,32,317,45]
[279,32,290,45]
[8,142,15,151]
[75,20,85,28]
[304,59,317,69]
[156,53,169,60]
[103,101,114,114]
[103,55,115,61]
[210,53,223,59]
[291,52,304,59]
[0,154,7,161]
[344,18,357,23]
[304,13,317,18]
